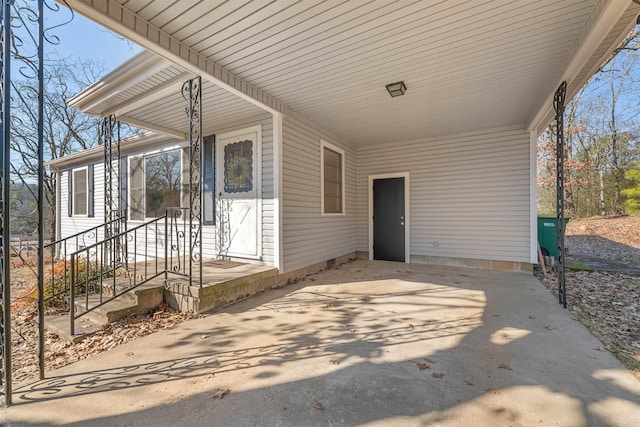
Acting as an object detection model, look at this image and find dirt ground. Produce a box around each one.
[539,214,640,377]
[566,215,640,267]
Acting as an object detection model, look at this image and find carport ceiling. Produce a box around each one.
[72,0,618,146]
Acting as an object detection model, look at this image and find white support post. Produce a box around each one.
[530,130,538,264]
[273,113,284,272]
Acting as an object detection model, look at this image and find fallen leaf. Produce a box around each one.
[303,345,312,349]
[528,315,536,319]
[545,324,556,330]
[416,363,428,371]
[423,357,434,363]
[200,335,209,339]
[498,364,513,371]
[350,328,359,333]
[492,314,500,317]
[432,372,445,379]
[464,380,474,386]
[312,399,324,410]
[324,304,333,308]
[125,352,134,357]
[330,359,340,365]
[407,323,414,329]
[593,346,608,352]
[213,388,230,399]
[485,388,501,395]
[386,310,397,314]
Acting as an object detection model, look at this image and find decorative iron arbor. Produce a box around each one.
[554,81,568,309]
[182,76,203,287]
[1,0,47,406]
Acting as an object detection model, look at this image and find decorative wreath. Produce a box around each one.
[224,140,253,193]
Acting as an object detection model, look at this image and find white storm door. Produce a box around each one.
[216,126,261,259]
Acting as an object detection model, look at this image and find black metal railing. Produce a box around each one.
[43,217,124,304]
[63,208,195,335]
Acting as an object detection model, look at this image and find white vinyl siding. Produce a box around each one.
[357,127,531,263]
[60,164,106,245]
[57,121,275,266]
[282,116,356,273]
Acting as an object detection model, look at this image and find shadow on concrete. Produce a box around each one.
[6,261,640,426]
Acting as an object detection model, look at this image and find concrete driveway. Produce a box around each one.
[3,260,640,426]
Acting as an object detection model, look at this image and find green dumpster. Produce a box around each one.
[537,216,570,259]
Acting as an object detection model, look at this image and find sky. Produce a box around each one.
[46,6,142,77]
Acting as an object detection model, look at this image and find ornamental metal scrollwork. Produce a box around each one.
[554,81,567,309]
[181,77,202,287]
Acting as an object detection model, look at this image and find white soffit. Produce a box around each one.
[66,0,637,146]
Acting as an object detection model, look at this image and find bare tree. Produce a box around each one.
[10,57,104,239]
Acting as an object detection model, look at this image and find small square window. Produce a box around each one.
[321,141,345,215]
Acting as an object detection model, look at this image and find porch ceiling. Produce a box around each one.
[67,0,640,146]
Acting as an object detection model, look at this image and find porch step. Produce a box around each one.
[45,313,104,343]
[44,283,166,342]
[74,283,165,325]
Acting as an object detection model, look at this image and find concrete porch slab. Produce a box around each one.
[5,260,639,426]
[164,262,278,313]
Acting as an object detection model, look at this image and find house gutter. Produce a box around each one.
[47,132,178,171]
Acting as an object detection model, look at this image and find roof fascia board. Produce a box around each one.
[105,72,191,117]
[527,0,633,134]
[47,132,177,170]
[68,51,167,111]
[61,0,288,116]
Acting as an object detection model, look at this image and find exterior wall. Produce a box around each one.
[57,115,275,265]
[356,127,531,265]
[282,116,357,273]
[199,115,274,265]
[59,162,106,244]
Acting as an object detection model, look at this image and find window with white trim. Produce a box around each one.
[129,150,182,220]
[73,168,88,216]
[321,140,345,215]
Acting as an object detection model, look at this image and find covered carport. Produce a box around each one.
[3,0,640,409]
[3,260,640,425]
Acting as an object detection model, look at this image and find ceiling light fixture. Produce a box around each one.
[386,81,407,97]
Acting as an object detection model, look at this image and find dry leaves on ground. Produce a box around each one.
[212,388,230,399]
[12,304,200,383]
[566,215,640,267]
[539,268,640,376]
[538,215,640,378]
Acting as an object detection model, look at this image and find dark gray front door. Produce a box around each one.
[373,177,405,262]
